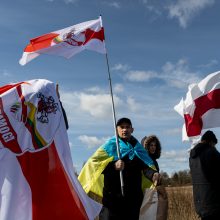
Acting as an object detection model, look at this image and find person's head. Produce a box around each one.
[116,117,133,140]
[141,135,161,159]
[201,130,218,147]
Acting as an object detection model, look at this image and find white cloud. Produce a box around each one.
[102,1,121,9]
[46,0,78,4]
[161,149,188,160]
[112,63,130,72]
[158,149,190,175]
[142,0,148,3]
[109,2,120,9]
[2,70,12,77]
[64,0,77,3]
[60,87,159,129]
[78,135,109,148]
[163,128,181,136]
[60,72,182,128]
[0,69,13,78]
[141,0,162,16]
[79,93,122,118]
[167,0,215,28]
[61,89,124,118]
[126,96,140,112]
[85,86,105,94]
[0,69,15,86]
[125,70,157,82]
[198,59,219,68]
[161,58,201,88]
[114,83,124,93]
[123,58,201,89]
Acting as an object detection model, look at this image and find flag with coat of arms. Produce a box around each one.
[19,17,106,65]
[0,79,101,220]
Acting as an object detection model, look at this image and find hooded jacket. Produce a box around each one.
[189,142,220,218]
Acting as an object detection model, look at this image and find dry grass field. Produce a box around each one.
[93,185,200,220]
[166,186,199,220]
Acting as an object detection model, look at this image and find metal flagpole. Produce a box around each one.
[105,52,124,197]
[100,15,124,196]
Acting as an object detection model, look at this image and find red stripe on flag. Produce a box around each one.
[15,84,41,150]
[17,142,88,220]
[0,98,22,153]
[0,82,26,95]
[24,33,59,52]
[84,27,105,45]
[184,88,220,136]
[16,88,40,150]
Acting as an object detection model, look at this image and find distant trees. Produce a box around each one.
[79,161,192,187]
[161,170,192,187]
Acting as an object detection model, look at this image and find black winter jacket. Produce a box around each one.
[101,136,157,220]
[189,142,220,218]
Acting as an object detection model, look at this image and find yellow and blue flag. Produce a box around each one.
[78,136,155,199]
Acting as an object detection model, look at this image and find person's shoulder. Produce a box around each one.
[207,145,220,156]
[102,136,116,149]
[190,142,207,158]
[129,136,138,146]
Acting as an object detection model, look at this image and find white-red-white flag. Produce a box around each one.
[174,70,220,141]
[0,79,101,220]
[19,17,106,65]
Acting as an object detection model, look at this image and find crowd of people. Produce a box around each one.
[77,116,220,220]
[78,117,167,220]
[60,86,220,220]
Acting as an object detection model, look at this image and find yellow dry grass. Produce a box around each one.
[166,186,199,220]
[93,185,200,220]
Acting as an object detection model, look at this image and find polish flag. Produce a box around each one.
[174,70,220,141]
[19,17,106,65]
[0,79,101,220]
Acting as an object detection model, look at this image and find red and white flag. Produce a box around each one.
[19,17,106,65]
[0,79,101,220]
[174,70,220,141]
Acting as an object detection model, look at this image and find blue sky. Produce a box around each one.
[1,0,220,175]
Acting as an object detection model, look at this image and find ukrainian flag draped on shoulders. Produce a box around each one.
[78,136,156,200]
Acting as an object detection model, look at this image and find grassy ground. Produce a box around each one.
[93,185,200,220]
[166,186,199,220]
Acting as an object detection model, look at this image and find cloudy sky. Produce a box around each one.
[1,0,220,175]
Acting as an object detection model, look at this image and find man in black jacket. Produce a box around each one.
[189,130,220,220]
[99,118,160,220]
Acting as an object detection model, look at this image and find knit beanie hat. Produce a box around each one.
[201,130,218,144]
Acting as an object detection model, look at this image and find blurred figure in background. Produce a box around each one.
[190,130,220,220]
[141,135,168,220]
[141,135,161,172]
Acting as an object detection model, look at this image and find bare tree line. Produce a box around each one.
[160,170,192,187]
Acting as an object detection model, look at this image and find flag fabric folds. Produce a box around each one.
[0,79,101,220]
[19,17,106,65]
[174,70,220,141]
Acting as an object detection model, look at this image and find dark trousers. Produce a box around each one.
[202,214,220,220]
[99,206,139,220]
